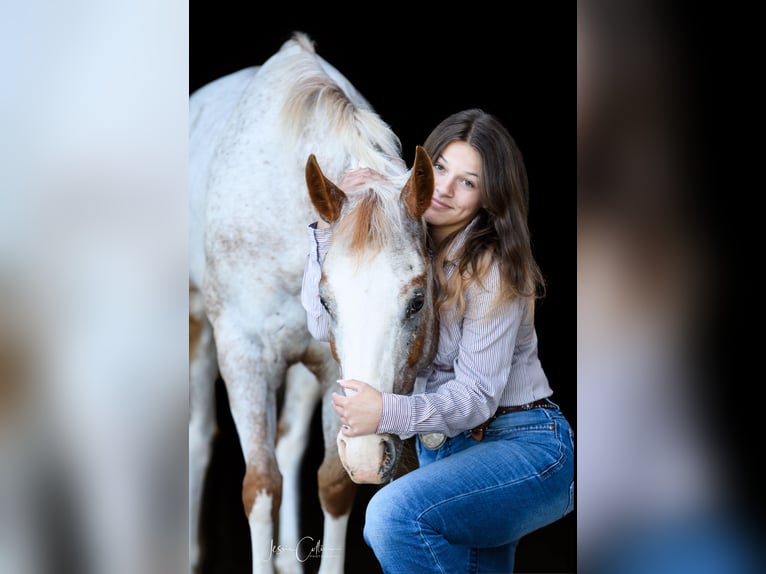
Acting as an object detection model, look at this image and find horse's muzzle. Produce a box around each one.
[336,431,401,484]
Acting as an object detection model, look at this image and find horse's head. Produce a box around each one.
[306,146,437,484]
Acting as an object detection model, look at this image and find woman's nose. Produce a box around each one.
[436,177,454,197]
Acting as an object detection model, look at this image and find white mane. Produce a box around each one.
[276,32,405,180]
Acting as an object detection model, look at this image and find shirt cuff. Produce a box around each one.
[377,392,413,437]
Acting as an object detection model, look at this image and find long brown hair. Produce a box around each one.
[423,109,545,314]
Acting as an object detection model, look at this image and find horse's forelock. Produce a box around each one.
[333,186,408,259]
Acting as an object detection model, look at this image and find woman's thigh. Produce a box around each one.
[384,408,575,548]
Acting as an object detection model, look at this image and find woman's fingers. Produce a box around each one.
[333,381,381,436]
[337,378,362,392]
[338,168,385,190]
[332,393,348,428]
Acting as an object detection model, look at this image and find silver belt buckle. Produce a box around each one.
[419,432,446,450]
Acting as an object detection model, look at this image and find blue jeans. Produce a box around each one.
[363,402,575,574]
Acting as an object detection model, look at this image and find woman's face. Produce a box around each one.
[425,140,483,242]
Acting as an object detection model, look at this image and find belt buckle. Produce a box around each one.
[419,432,446,450]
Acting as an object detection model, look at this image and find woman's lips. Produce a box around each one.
[431,197,451,209]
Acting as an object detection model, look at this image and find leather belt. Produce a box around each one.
[419,398,556,450]
[469,398,555,442]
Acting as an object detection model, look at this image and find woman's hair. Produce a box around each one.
[423,108,545,314]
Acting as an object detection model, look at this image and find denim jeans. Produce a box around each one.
[363,402,575,574]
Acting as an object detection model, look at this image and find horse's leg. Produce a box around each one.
[317,386,357,574]
[302,341,354,574]
[214,320,284,574]
[188,286,218,573]
[274,362,322,574]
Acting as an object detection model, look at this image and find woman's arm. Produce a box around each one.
[300,223,332,342]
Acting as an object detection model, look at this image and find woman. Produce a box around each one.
[302,108,574,573]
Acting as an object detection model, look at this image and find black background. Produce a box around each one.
[191,5,574,573]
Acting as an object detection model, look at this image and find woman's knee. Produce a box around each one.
[363,481,418,546]
[364,486,394,543]
[363,491,387,549]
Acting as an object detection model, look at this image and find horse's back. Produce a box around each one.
[198,36,351,306]
[189,65,260,290]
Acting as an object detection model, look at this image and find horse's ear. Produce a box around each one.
[400,146,434,219]
[305,154,347,223]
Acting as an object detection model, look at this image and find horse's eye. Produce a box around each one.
[406,294,425,318]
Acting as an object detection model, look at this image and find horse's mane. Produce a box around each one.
[273,32,417,261]
[278,32,404,180]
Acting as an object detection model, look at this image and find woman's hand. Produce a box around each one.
[338,167,386,191]
[332,379,383,437]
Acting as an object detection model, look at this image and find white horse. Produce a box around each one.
[189,32,437,574]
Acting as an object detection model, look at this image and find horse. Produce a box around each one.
[189,31,437,574]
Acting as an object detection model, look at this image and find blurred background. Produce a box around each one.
[3,0,764,573]
[577,1,765,572]
[1,0,189,572]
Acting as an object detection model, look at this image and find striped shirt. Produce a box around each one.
[301,217,553,439]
